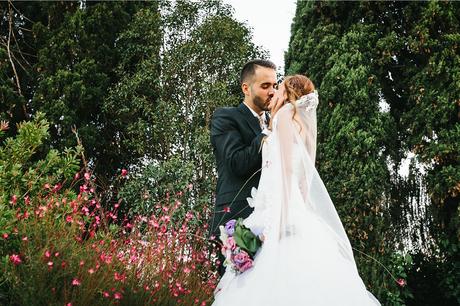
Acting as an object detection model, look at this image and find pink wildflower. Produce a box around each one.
[65,215,73,223]
[84,172,91,180]
[9,195,17,205]
[71,278,81,286]
[2,233,8,239]
[114,272,126,282]
[52,183,62,192]
[121,169,128,177]
[9,254,22,265]
[44,250,51,258]
[113,292,123,300]
[102,291,110,298]
[396,278,407,287]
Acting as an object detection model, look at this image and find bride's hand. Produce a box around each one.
[269,88,286,120]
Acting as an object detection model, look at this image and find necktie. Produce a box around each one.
[258,114,266,129]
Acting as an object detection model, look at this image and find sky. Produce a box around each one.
[223,0,297,73]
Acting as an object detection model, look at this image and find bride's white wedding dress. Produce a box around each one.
[212,92,380,305]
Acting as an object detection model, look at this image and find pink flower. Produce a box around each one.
[223,206,231,213]
[396,278,406,287]
[52,183,61,192]
[2,233,8,239]
[84,172,91,180]
[102,291,110,298]
[9,195,18,205]
[88,268,95,274]
[65,215,73,223]
[74,172,80,180]
[114,272,126,282]
[44,250,51,258]
[47,261,54,268]
[71,278,81,286]
[233,251,251,266]
[113,292,123,300]
[226,237,237,251]
[121,169,128,177]
[9,254,22,265]
[238,259,253,272]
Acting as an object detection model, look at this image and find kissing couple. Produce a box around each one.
[209,59,380,305]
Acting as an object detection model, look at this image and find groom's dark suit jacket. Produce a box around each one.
[210,103,267,235]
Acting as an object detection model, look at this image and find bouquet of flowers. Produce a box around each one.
[219,218,262,274]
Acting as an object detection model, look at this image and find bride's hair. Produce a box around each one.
[283,75,316,132]
[284,74,315,102]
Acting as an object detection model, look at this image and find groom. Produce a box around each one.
[210,59,277,275]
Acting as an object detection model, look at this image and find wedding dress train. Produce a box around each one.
[212,92,380,306]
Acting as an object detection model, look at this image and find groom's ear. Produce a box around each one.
[242,82,250,96]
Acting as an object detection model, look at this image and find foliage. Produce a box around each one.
[286,1,459,305]
[0,113,81,255]
[108,0,265,217]
[0,116,217,305]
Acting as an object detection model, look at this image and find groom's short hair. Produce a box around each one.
[240,59,276,85]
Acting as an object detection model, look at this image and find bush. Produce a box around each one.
[0,116,218,305]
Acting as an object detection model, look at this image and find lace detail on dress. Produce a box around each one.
[295,90,319,112]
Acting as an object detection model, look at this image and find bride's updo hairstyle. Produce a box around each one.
[282,75,316,131]
[283,74,315,102]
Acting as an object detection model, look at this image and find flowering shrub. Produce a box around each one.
[0,117,219,305]
[2,177,218,305]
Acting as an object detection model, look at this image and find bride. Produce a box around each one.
[212,75,380,305]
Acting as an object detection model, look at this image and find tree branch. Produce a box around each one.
[7,0,23,97]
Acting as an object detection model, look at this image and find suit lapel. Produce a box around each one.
[238,103,261,135]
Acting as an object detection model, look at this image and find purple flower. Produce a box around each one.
[225,219,237,236]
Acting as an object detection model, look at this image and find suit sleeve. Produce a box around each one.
[211,108,264,178]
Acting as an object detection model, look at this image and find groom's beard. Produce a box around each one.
[253,95,271,112]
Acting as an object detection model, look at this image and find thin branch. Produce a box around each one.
[11,23,33,68]
[7,0,23,97]
[8,0,34,23]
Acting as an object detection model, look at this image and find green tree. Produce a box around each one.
[286,1,459,305]
[117,0,266,217]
